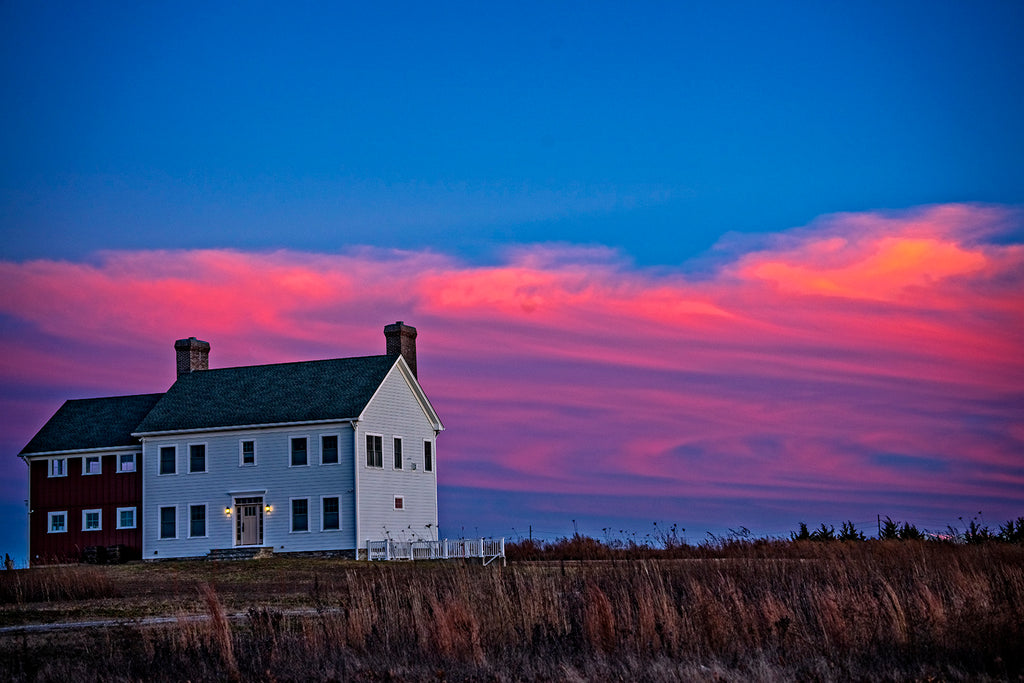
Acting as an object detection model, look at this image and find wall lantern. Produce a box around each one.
[225,507,232,515]
[265,504,272,514]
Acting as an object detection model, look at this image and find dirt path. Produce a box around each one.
[0,606,331,635]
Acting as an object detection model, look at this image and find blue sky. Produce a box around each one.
[4,2,1022,265]
[2,2,1023,563]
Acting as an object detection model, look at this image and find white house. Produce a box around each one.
[128,321,443,560]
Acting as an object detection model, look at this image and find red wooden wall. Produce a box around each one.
[29,453,142,565]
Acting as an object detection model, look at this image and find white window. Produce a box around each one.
[290,437,308,467]
[48,511,67,533]
[393,437,403,470]
[321,495,340,531]
[119,453,137,473]
[83,509,102,531]
[320,434,339,465]
[116,507,136,529]
[240,440,256,466]
[189,504,207,538]
[291,498,309,532]
[159,506,177,539]
[424,440,433,472]
[366,434,383,468]
[188,443,207,473]
[84,455,101,475]
[48,458,67,478]
[394,496,404,511]
[159,446,176,475]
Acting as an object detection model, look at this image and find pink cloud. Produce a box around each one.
[2,203,1022,532]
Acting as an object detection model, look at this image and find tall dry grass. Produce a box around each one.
[1,541,1022,681]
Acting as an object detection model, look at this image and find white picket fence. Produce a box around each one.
[367,538,505,565]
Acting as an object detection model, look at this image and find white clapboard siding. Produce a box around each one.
[355,362,439,549]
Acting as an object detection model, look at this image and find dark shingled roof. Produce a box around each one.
[20,393,165,455]
[134,355,397,434]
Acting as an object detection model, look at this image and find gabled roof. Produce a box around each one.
[134,355,398,434]
[20,393,164,456]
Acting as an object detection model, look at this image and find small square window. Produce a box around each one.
[291,499,309,532]
[159,446,176,475]
[241,440,256,466]
[159,506,176,539]
[119,453,136,472]
[291,438,308,467]
[48,511,67,533]
[48,458,67,478]
[190,505,207,538]
[321,435,338,465]
[189,444,206,473]
[117,507,136,529]
[83,509,101,531]
[84,456,101,475]
[394,496,404,510]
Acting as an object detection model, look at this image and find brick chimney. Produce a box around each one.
[174,337,210,378]
[384,321,417,378]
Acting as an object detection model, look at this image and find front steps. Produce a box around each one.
[207,546,274,561]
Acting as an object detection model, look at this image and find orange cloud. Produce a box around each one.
[2,203,1022,532]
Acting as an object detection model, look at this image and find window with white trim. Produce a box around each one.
[291,437,308,467]
[394,496,404,510]
[119,453,136,473]
[393,437,403,470]
[159,506,177,539]
[240,440,256,466]
[424,440,433,472]
[84,455,101,475]
[321,496,340,531]
[116,507,136,529]
[83,509,102,531]
[189,444,206,473]
[189,504,207,538]
[291,498,309,532]
[48,511,67,533]
[159,446,176,475]
[366,434,382,468]
[320,434,338,465]
[48,458,67,478]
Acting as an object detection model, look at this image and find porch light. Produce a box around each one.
[265,504,272,513]
[225,507,232,515]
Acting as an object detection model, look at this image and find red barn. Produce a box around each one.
[20,394,162,565]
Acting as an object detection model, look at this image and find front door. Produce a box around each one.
[235,497,263,546]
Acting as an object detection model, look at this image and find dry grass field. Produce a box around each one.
[1,540,1022,681]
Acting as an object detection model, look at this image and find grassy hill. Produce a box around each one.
[2,541,1022,681]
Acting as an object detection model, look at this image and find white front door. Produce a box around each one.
[235,497,263,546]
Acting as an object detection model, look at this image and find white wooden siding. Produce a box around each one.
[355,363,439,548]
[142,422,356,558]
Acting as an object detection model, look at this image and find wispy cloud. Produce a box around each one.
[2,203,1022,531]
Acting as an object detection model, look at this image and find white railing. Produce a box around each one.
[367,538,505,565]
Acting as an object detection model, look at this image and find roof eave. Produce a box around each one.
[18,444,143,459]
[132,417,359,438]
